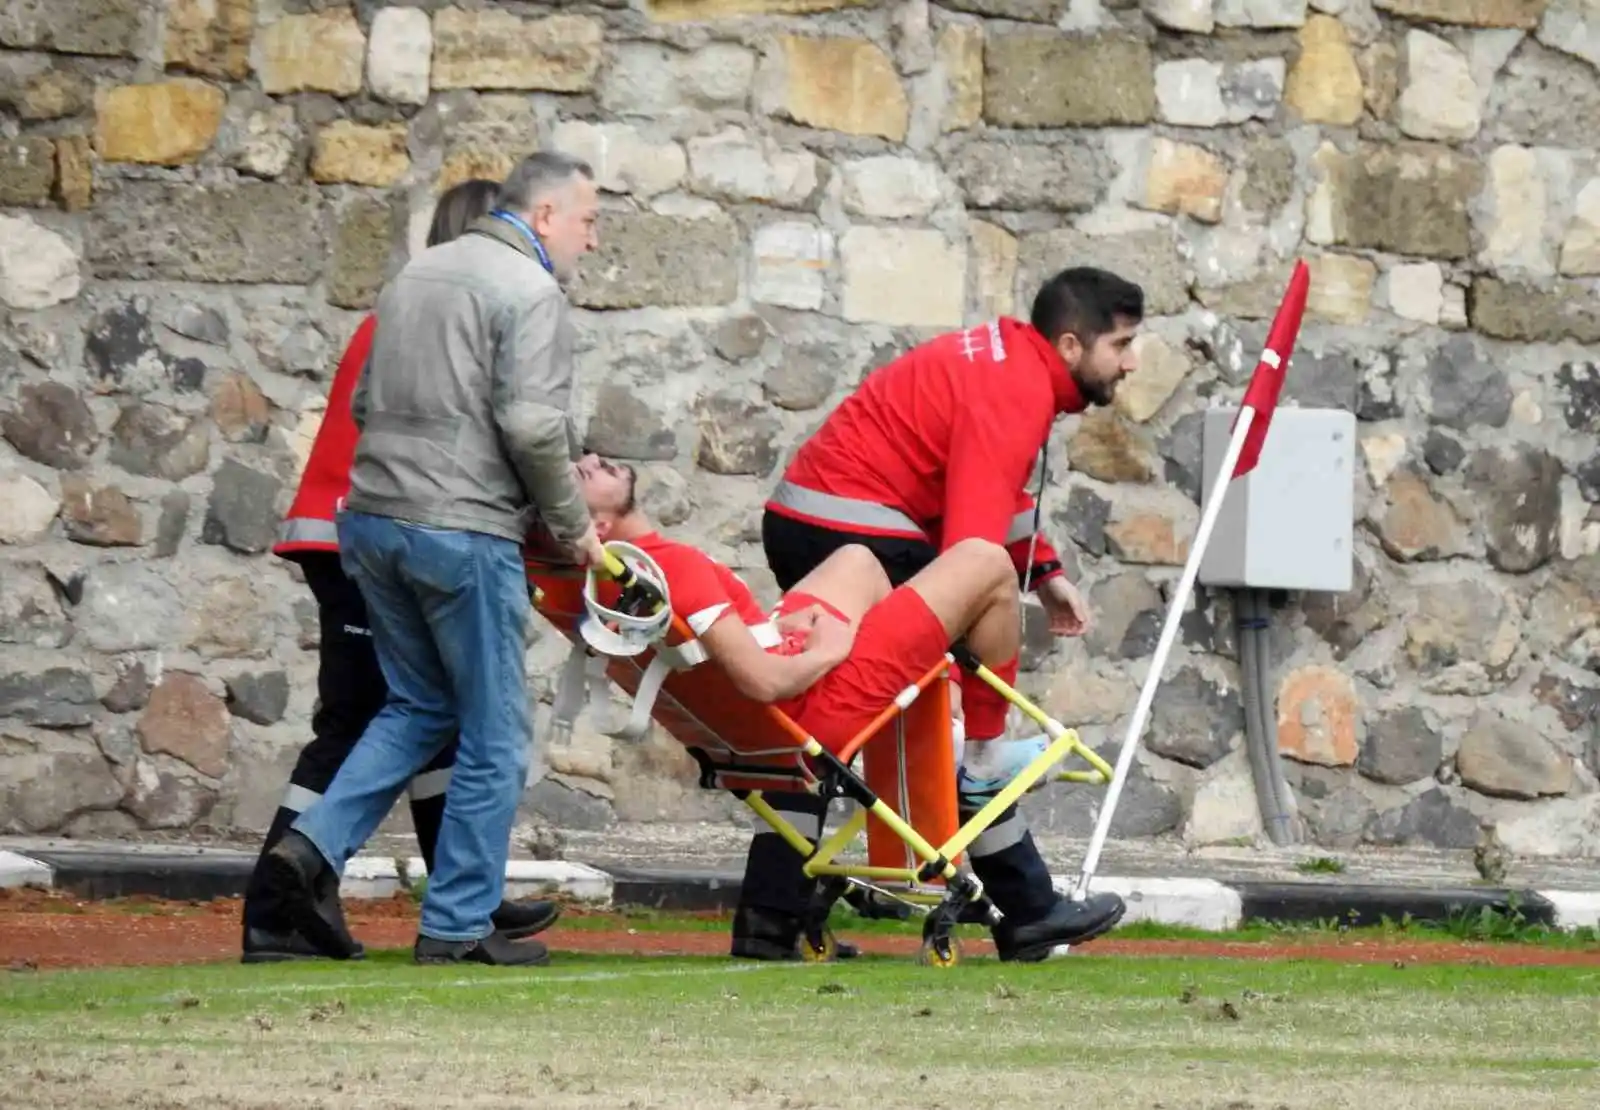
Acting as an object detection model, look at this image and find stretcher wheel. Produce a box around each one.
[916,935,961,969]
[800,926,838,962]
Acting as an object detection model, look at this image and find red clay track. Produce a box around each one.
[3,888,1597,971]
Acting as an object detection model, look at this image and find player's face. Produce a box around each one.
[575,454,636,519]
[1072,317,1141,406]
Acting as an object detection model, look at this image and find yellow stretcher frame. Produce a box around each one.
[536,548,1115,967]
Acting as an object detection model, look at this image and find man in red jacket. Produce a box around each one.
[735,266,1146,961]
[240,179,559,962]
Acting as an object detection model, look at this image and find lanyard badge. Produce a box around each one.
[489,209,555,276]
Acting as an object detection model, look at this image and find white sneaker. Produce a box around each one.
[956,732,1051,799]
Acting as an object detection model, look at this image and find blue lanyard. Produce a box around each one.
[489,209,554,275]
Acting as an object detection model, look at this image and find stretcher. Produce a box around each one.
[524,542,1114,967]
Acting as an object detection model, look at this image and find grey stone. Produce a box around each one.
[1300,783,1377,850]
[76,564,185,654]
[1422,430,1465,475]
[711,315,770,362]
[1575,455,1600,503]
[1470,277,1600,345]
[694,392,781,477]
[1019,602,1055,673]
[85,298,161,391]
[946,140,1103,212]
[94,721,139,768]
[1030,748,1184,838]
[277,324,330,378]
[168,357,207,394]
[526,774,616,832]
[124,763,220,830]
[1061,486,1110,555]
[1284,347,1359,411]
[984,31,1156,127]
[1146,666,1240,769]
[1301,556,1383,660]
[1555,362,1600,434]
[1405,579,1518,683]
[1532,671,1600,733]
[102,658,150,714]
[1356,349,1402,422]
[585,382,679,461]
[1085,572,1164,660]
[108,404,211,481]
[0,746,124,834]
[569,212,740,310]
[165,303,230,347]
[201,458,285,556]
[1320,142,1481,260]
[1180,589,1237,658]
[1364,787,1482,850]
[1018,226,1189,316]
[1464,445,1561,574]
[0,562,71,649]
[1,381,99,470]
[1240,138,1296,214]
[637,465,692,527]
[225,671,290,726]
[1357,706,1442,786]
[1485,41,1600,150]
[59,476,143,547]
[0,667,97,729]
[0,0,143,57]
[89,182,327,284]
[328,195,402,311]
[1424,334,1511,431]
[1458,714,1573,800]
[155,490,190,558]
[763,346,838,412]
[1159,411,1205,502]
[940,0,1062,20]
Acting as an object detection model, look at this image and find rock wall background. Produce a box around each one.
[2,0,1599,858]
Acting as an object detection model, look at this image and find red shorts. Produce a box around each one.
[772,587,949,757]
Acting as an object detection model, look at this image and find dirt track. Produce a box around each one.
[4,887,1599,970]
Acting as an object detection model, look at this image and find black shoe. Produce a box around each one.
[843,887,912,921]
[730,905,802,961]
[490,898,561,941]
[992,892,1126,963]
[414,931,550,966]
[241,923,367,964]
[263,830,364,961]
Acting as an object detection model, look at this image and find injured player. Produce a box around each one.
[571,454,1127,959]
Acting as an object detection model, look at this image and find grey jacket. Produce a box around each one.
[345,215,589,546]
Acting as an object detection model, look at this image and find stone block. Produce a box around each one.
[948,140,1102,212]
[252,8,366,96]
[549,121,685,199]
[432,10,603,93]
[165,0,253,81]
[1018,226,1190,317]
[95,80,226,167]
[1458,714,1572,800]
[1145,0,1218,31]
[570,211,740,310]
[14,68,94,121]
[1536,0,1600,70]
[694,391,781,477]
[2,382,99,471]
[310,121,409,188]
[1115,333,1191,423]
[840,156,946,219]
[600,42,756,115]
[1385,261,1444,323]
[55,135,92,211]
[0,472,58,545]
[840,227,965,328]
[1469,276,1600,343]
[985,32,1155,127]
[969,219,1018,319]
[1156,58,1284,127]
[1307,141,1481,259]
[1216,0,1309,25]
[1358,706,1443,786]
[0,0,143,57]
[0,214,80,310]
[138,673,231,780]
[1142,138,1227,224]
[1284,14,1364,125]
[227,104,298,180]
[752,221,834,312]
[644,0,874,16]
[1275,665,1359,767]
[1373,0,1547,29]
[1396,29,1481,140]
[367,6,432,106]
[328,196,401,311]
[1067,409,1159,484]
[1466,444,1562,574]
[763,35,908,141]
[687,128,820,209]
[1479,144,1553,278]
[938,23,984,132]
[90,182,325,284]
[1306,253,1376,324]
[0,137,55,206]
[1368,467,1470,562]
[59,475,141,547]
[1560,178,1600,276]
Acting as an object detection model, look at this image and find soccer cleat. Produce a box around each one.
[956,732,1051,800]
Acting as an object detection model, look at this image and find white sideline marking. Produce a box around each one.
[0,849,52,889]
[1541,889,1600,931]
[1055,875,1244,932]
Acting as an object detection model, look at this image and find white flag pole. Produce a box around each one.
[1070,404,1257,900]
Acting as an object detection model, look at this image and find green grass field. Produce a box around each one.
[4,943,1597,1110]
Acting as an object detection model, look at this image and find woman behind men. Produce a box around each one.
[241,178,560,963]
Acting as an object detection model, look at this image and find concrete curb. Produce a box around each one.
[2,842,1592,932]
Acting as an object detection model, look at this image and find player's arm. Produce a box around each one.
[942,386,1053,552]
[700,612,849,703]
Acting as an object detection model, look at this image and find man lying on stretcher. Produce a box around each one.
[572,454,1127,958]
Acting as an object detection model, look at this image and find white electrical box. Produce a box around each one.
[1197,406,1356,593]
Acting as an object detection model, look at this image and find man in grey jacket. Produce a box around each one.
[267,152,606,967]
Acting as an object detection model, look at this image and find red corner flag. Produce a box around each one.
[1231,260,1310,479]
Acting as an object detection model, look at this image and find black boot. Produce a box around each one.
[992,893,1126,962]
[730,905,803,961]
[490,898,562,941]
[414,931,551,967]
[263,830,364,961]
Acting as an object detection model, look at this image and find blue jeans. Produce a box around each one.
[292,510,533,942]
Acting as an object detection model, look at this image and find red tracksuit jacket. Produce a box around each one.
[272,314,375,560]
[765,316,1083,585]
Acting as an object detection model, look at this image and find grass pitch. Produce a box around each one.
[3,944,1597,1110]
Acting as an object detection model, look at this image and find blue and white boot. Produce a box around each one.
[956,732,1052,801]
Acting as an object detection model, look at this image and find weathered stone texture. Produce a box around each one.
[0,1,1595,855]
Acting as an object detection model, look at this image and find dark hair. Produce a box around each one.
[427,178,500,247]
[1030,267,1145,346]
[496,151,595,213]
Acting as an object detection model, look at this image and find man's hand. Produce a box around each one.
[570,525,608,570]
[804,609,856,666]
[1038,576,1091,637]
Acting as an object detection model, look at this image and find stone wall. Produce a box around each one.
[2,0,1599,858]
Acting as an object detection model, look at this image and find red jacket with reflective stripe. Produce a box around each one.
[272,314,375,560]
[766,317,1084,585]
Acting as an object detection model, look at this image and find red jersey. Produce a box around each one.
[630,531,787,642]
[273,315,375,560]
[765,317,1083,586]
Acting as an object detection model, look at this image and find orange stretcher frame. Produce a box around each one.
[524,550,1114,967]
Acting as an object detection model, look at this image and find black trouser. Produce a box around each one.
[241,552,459,934]
[740,512,1058,928]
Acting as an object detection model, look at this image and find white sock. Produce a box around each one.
[960,736,1006,779]
[950,716,965,768]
